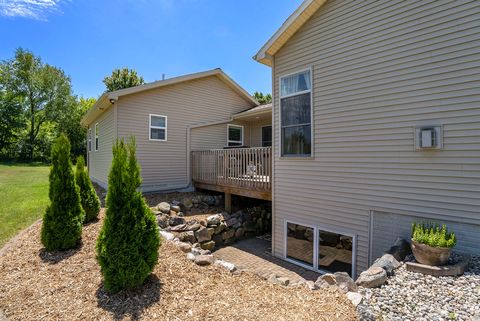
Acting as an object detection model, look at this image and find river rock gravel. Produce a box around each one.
[360,254,480,321]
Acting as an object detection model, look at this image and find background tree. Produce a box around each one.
[0,90,24,158]
[1,48,73,161]
[253,91,272,104]
[96,138,160,293]
[103,67,145,92]
[75,155,100,223]
[41,134,85,251]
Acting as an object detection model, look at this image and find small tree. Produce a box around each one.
[41,134,85,251]
[253,91,272,104]
[96,138,160,292]
[75,155,100,223]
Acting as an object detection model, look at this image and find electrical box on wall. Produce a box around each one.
[415,126,442,150]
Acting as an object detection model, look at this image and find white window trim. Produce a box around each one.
[149,114,168,142]
[279,67,314,158]
[88,128,92,152]
[261,125,272,147]
[94,123,99,152]
[227,124,244,147]
[283,219,357,277]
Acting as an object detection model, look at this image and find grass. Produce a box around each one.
[0,163,50,248]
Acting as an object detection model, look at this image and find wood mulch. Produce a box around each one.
[0,210,357,321]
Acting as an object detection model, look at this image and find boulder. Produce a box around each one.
[214,222,227,234]
[203,195,216,206]
[300,280,317,290]
[195,226,211,243]
[356,267,387,288]
[346,292,363,307]
[222,229,235,240]
[207,228,215,238]
[178,231,196,244]
[225,217,238,228]
[200,240,215,251]
[183,198,193,210]
[314,278,330,290]
[171,205,181,213]
[214,260,236,272]
[157,202,171,214]
[192,247,210,256]
[386,238,411,261]
[207,214,222,226]
[235,227,245,239]
[212,234,224,246]
[194,255,215,266]
[159,230,175,241]
[156,214,169,229]
[178,242,192,253]
[334,272,357,292]
[186,252,196,261]
[170,224,190,232]
[169,216,186,226]
[372,254,401,276]
[268,274,290,286]
[320,273,337,285]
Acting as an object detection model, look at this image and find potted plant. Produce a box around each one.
[411,223,456,266]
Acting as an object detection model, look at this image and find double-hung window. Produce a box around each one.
[280,69,312,157]
[149,114,167,141]
[262,125,272,147]
[94,123,99,151]
[88,128,92,152]
[227,124,243,147]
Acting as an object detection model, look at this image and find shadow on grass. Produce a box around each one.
[38,242,83,264]
[0,161,49,167]
[95,274,162,321]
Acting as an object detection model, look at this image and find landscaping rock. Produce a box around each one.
[207,228,215,238]
[320,273,337,285]
[235,227,244,239]
[225,217,238,228]
[268,274,290,287]
[346,292,363,307]
[206,214,222,226]
[157,214,169,228]
[386,237,411,262]
[212,234,223,246]
[178,231,196,244]
[178,242,192,253]
[194,254,215,266]
[203,195,216,206]
[334,272,358,292]
[301,280,317,290]
[214,222,226,234]
[170,224,189,232]
[183,198,193,210]
[356,267,387,288]
[314,278,331,289]
[372,254,401,276]
[222,229,235,240]
[159,230,175,241]
[169,216,186,226]
[157,202,171,214]
[171,205,181,213]
[194,226,211,243]
[214,260,236,272]
[186,252,196,261]
[191,247,210,256]
[200,240,215,251]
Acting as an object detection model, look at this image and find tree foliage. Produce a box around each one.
[103,67,145,92]
[41,134,85,251]
[75,155,100,223]
[253,91,272,104]
[1,48,73,161]
[96,138,160,293]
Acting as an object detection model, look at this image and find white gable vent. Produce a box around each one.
[415,126,442,150]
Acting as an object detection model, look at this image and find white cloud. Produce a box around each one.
[0,0,65,20]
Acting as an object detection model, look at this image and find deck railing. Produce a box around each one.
[191,147,272,192]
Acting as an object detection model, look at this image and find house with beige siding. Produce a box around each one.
[254,0,480,276]
[81,69,272,195]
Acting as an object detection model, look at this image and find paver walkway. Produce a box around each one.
[214,237,319,284]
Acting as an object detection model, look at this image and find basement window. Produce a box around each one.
[318,230,353,276]
[227,124,243,147]
[150,114,167,141]
[286,222,314,268]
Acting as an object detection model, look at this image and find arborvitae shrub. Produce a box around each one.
[41,134,85,251]
[75,155,100,223]
[96,138,160,293]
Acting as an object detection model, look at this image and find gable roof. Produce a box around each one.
[81,68,258,126]
[254,0,327,66]
[233,103,272,120]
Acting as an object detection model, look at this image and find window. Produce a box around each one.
[285,221,356,276]
[227,124,243,147]
[262,125,272,147]
[88,128,92,152]
[280,69,312,156]
[94,123,99,151]
[149,114,167,141]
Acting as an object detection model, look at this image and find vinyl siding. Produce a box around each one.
[88,106,115,186]
[272,0,480,274]
[191,121,251,151]
[116,76,253,191]
[248,119,272,147]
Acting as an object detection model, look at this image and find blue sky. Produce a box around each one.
[0,0,302,99]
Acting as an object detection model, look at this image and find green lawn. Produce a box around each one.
[0,163,50,248]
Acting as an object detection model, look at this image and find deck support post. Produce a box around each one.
[224,192,232,213]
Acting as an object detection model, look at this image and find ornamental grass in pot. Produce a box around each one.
[411,223,456,266]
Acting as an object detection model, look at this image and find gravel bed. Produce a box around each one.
[360,254,480,321]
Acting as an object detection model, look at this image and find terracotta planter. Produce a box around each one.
[411,240,452,266]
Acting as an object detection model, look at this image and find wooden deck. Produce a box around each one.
[191,147,272,201]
